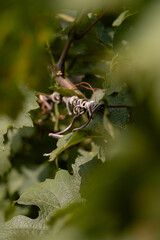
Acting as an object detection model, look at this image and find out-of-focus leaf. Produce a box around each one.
[94,22,113,47]
[103,53,126,96]
[0,129,21,176]
[0,126,36,176]
[7,129,23,154]
[112,10,138,27]
[0,85,38,150]
[39,225,86,240]
[0,144,11,176]
[0,0,56,117]
[8,164,50,196]
[0,184,7,224]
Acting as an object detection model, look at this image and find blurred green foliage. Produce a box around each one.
[0,0,58,117]
[0,0,160,240]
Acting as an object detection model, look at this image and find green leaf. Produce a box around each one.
[0,85,39,150]
[8,164,50,196]
[0,215,46,240]
[112,10,138,27]
[17,170,81,218]
[0,129,20,175]
[39,225,88,240]
[103,54,125,96]
[72,149,101,194]
[0,183,8,224]
[104,72,124,95]
[0,2,56,117]
[89,116,110,162]
[90,90,105,102]
[0,169,81,239]
[94,22,113,47]
[105,93,130,128]
[0,144,11,176]
[0,127,32,176]
[91,139,108,163]
[108,107,129,128]
[72,149,98,177]
[49,130,98,162]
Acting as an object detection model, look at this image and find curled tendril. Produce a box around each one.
[49,92,61,104]
[38,91,104,139]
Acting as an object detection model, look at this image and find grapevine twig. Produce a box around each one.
[76,10,107,40]
[53,10,107,97]
[56,76,85,98]
[56,9,86,74]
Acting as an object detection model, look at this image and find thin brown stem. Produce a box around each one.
[55,9,107,98]
[56,10,85,73]
[76,10,107,40]
[55,9,87,97]
[56,76,85,98]
[56,36,73,73]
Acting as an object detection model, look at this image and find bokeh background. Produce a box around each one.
[0,0,160,239]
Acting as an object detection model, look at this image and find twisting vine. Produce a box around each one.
[38,92,105,139]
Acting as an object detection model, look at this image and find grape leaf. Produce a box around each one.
[0,85,39,150]
[49,130,99,162]
[0,215,46,240]
[0,169,81,240]
[89,117,110,162]
[108,107,128,128]
[105,90,133,128]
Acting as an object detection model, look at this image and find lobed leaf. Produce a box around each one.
[0,170,81,240]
